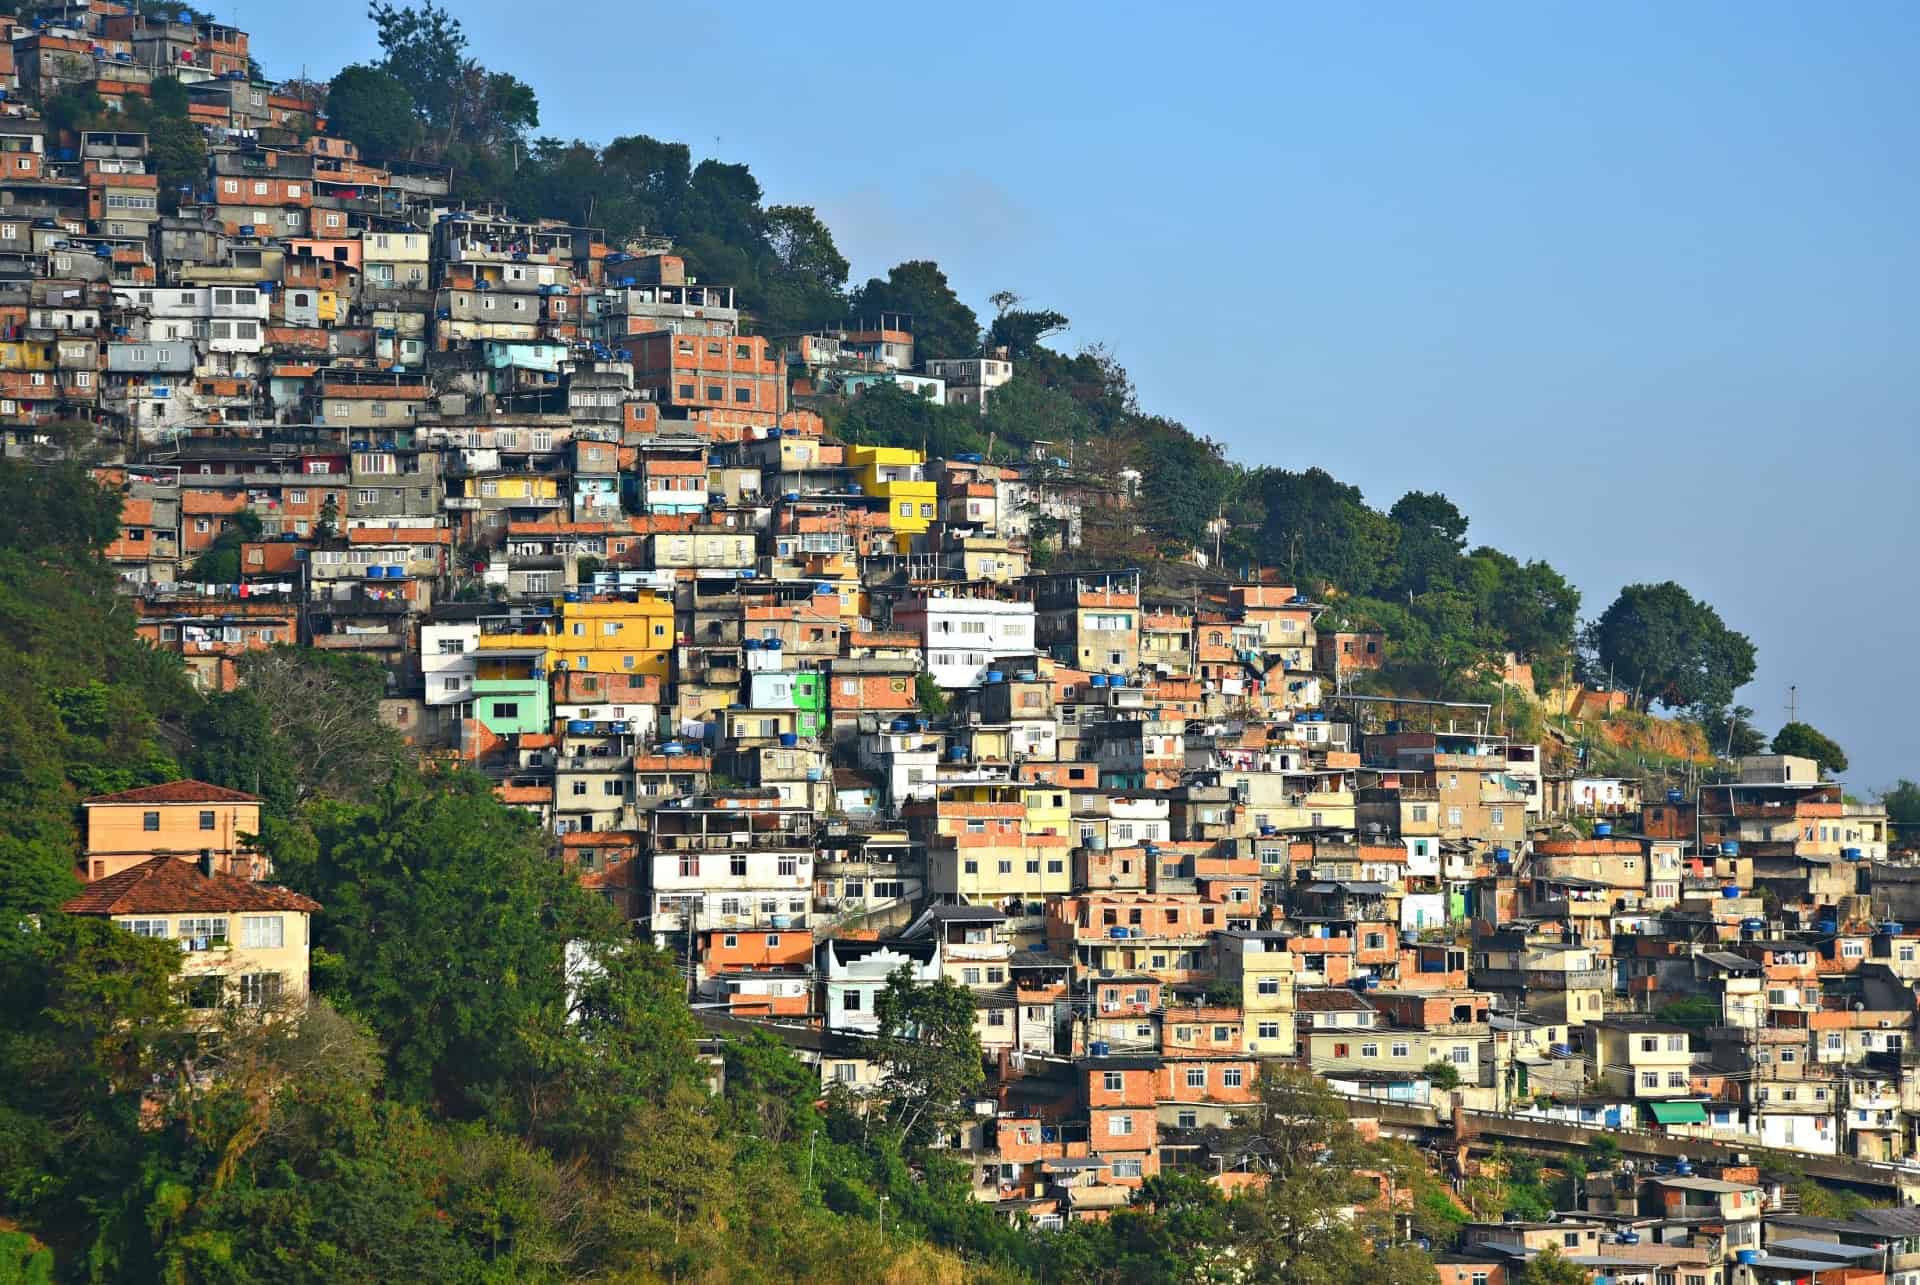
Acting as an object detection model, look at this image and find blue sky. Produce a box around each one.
[247,1,1920,789]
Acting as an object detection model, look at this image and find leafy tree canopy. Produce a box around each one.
[1771,721,1848,775]
[1591,581,1756,713]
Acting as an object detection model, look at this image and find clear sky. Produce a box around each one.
[246,1,1920,789]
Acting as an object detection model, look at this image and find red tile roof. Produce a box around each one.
[84,779,262,805]
[63,856,319,916]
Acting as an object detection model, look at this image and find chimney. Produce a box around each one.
[199,847,215,878]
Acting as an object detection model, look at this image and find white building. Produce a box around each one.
[893,594,1035,689]
[818,937,940,1034]
[924,355,1014,412]
[421,622,479,706]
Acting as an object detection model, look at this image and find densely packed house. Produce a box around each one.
[21,5,1920,1274]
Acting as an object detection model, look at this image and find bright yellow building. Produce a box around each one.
[475,595,674,678]
[847,444,936,550]
[553,595,675,676]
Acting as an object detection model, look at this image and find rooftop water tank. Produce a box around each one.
[1722,841,1741,856]
[1089,1041,1110,1057]
[1667,789,1685,804]
[778,732,798,748]
[1594,822,1613,837]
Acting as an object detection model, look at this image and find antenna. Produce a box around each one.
[1785,684,1797,727]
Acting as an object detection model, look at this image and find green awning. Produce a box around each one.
[1647,1101,1708,1124]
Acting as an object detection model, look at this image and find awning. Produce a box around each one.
[1647,1101,1709,1124]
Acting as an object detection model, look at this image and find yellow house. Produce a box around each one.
[493,476,561,502]
[63,854,320,1018]
[846,445,936,550]
[554,595,674,677]
[0,341,57,371]
[81,780,267,882]
[316,290,339,323]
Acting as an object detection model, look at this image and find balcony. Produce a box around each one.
[653,832,814,853]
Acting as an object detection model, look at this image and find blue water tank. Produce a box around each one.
[1667,789,1685,804]
[1722,841,1741,856]
[743,639,762,651]
[1722,885,1741,899]
[986,670,1005,684]
[1881,921,1905,936]
[949,745,968,761]
[1493,847,1512,863]
[1090,674,1109,688]
[1109,927,1128,940]
[1741,918,1766,933]
[1594,822,1613,837]
[1843,847,1864,862]
[1736,1250,1759,1266]
[567,720,591,734]
[766,638,782,650]
[1089,1041,1110,1057]
[366,565,386,579]
[770,914,792,929]
[778,732,798,748]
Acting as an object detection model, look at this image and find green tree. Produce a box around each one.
[848,260,980,361]
[186,689,302,817]
[1591,581,1757,713]
[1880,779,1920,842]
[1388,491,1469,596]
[1136,417,1230,552]
[1422,1059,1462,1091]
[1483,552,1581,661]
[145,116,207,212]
[325,64,419,161]
[1254,467,1398,595]
[184,507,261,582]
[266,771,604,1116]
[1517,1245,1589,1285]
[367,0,468,141]
[1771,721,1848,775]
[984,292,1070,362]
[871,967,983,1146]
[915,672,949,719]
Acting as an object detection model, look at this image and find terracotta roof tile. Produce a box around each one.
[63,855,319,916]
[84,779,262,805]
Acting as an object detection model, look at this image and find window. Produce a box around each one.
[179,917,228,946]
[124,919,169,938]
[1107,1113,1134,1137]
[777,856,798,876]
[492,702,519,719]
[963,968,982,985]
[1450,1046,1470,1065]
[1103,1072,1123,1092]
[730,854,748,876]
[1177,1110,1198,1129]
[1642,1072,1661,1089]
[842,989,861,1013]
[1361,1043,1379,1058]
[198,810,216,830]
[1392,1041,1410,1058]
[1667,1071,1687,1088]
[239,916,283,949]
[143,810,160,831]
[1257,977,1280,996]
[678,853,698,878]
[987,1009,1006,1027]
[1562,1233,1580,1249]
[1222,1068,1243,1088]
[1258,1022,1280,1039]
[1186,1067,1206,1089]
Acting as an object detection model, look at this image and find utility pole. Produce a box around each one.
[1785,685,1798,727]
